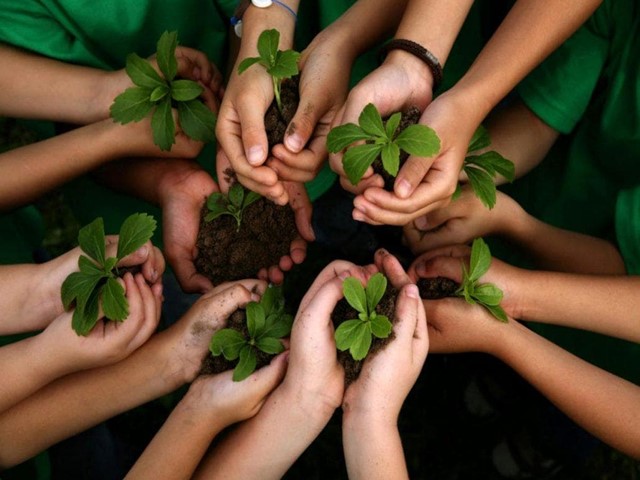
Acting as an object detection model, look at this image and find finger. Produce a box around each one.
[175,46,213,83]
[205,284,256,328]
[288,237,307,265]
[298,263,373,313]
[351,206,385,226]
[286,183,315,242]
[236,96,269,167]
[170,251,214,294]
[246,350,288,400]
[413,253,467,281]
[296,275,346,330]
[128,273,161,349]
[237,173,286,204]
[392,284,421,348]
[354,193,450,226]
[279,254,294,272]
[208,279,267,299]
[373,249,411,288]
[283,97,326,153]
[267,265,284,285]
[141,245,165,285]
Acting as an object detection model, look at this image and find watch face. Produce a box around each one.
[251,0,273,7]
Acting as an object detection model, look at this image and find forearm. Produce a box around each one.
[0,330,182,468]
[0,43,114,123]
[495,322,640,458]
[511,270,640,343]
[0,120,135,211]
[194,382,334,480]
[126,387,225,480]
[343,415,408,480]
[238,0,300,53]
[452,0,601,118]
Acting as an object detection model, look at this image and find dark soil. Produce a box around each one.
[200,308,274,375]
[195,193,298,285]
[376,106,421,190]
[265,75,300,148]
[331,286,398,385]
[417,277,459,299]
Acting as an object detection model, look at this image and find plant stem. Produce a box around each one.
[273,77,283,115]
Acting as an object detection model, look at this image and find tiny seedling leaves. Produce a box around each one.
[204,185,261,230]
[385,112,401,139]
[359,103,386,138]
[228,183,245,208]
[110,87,155,124]
[342,277,367,314]
[349,322,373,361]
[326,124,369,152]
[117,213,157,260]
[394,124,440,157]
[256,337,285,355]
[78,217,106,266]
[170,79,203,102]
[370,314,392,339]
[156,30,178,81]
[149,85,169,102]
[125,53,165,89]
[151,96,175,151]
[343,144,383,185]
[102,277,128,322]
[269,49,300,79]
[335,319,364,351]
[246,302,266,338]
[381,142,401,177]
[234,346,258,382]
[257,28,280,64]
[176,100,216,143]
[467,124,491,153]
[365,272,387,314]
[210,328,247,360]
[465,166,497,209]
[237,56,263,74]
[469,238,491,283]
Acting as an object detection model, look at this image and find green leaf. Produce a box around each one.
[262,313,293,339]
[349,322,373,361]
[237,56,263,75]
[124,53,165,89]
[484,303,509,323]
[110,86,154,124]
[335,319,363,351]
[151,96,175,151]
[116,213,157,260]
[72,286,101,336]
[326,123,369,152]
[467,124,491,153]
[269,49,300,79]
[177,99,216,143]
[256,337,285,355]
[343,143,383,185]
[170,79,203,102]
[451,183,462,201]
[395,124,440,157]
[246,302,266,337]
[465,166,497,209]
[78,217,106,265]
[156,31,178,81]
[149,85,168,102]
[260,285,279,316]
[385,112,401,139]
[359,103,386,138]
[365,272,387,315]
[103,257,118,274]
[233,346,257,381]
[370,314,392,339]
[467,151,515,183]
[380,142,400,177]
[61,270,101,310]
[342,277,367,314]
[210,328,247,360]
[228,183,245,208]
[473,283,503,306]
[102,277,128,321]
[469,238,491,283]
[243,190,261,209]
[205,203,230,222]
[78,255,104,277]
[257,29,280,65]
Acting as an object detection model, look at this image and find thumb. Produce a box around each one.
[283,98,320,153]
[246,350,289,398]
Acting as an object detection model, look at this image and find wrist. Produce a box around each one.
[279,378,340,425]
[343,404,398,431]
[239,2,297,54]
[383,45,437,93]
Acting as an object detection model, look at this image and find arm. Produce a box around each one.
[404,186,625,274]
[352,0,601,225]
[424,297,640,459]
[126,354,287,480]
[0,280,264,468]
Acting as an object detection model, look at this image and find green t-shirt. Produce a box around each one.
[503,0,640,383]
[616,187,640,275]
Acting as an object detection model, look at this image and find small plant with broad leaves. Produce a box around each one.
[110,31,216,151]
[456,238,508,322]
[204,183,261,231]
[209,285,293,381]
[61,213,157,336]
[326,103,441,186]
[334,273,393,361]
[455,125,515,209]
[237,28,300,115]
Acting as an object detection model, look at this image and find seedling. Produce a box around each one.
[334,273,393,361]
[61,213,157,336]
[455,125,515,209]
[209,285,293,381]
[326,103,440,185]
[456,238,508,322]
[204,183,261,231]
[237,28,300,115]
[110,31,216,151]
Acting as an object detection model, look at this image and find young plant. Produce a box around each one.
[334,272,393,361]
[456,125,515,209]
[237,28,300,115]
[209,285,293,382]
[110,30,216,151]
[61,213,157,336]
[326,103,440,185]
[204,183,261,231]
[456,237,508,322]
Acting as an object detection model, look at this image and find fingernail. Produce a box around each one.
[378,248,389,256]
[353,210,365,222]
[285,134,303,153]
[395,179,411,198]
[338,271,350,280]
[250,292,261,302]
[405,284,419,299]
[151,269,158,283]
[414,216,429,230]
[136,245,149,257]
[247,146,265,165]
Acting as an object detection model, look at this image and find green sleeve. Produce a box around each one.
[517,7,610,134]
[615,187,640,275]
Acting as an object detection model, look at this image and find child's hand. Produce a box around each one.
[403,185,522,255]
[42,272,162,372]
[342,282,428,422]
[409,244,524,320]
[186,351,288,429]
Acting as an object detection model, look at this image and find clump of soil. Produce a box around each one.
[195,193,297,285]
[417,277,459,299]
[375,106,421,190]
[200,308,273,375]
[331,286,398,385]
[265,76,300,147]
